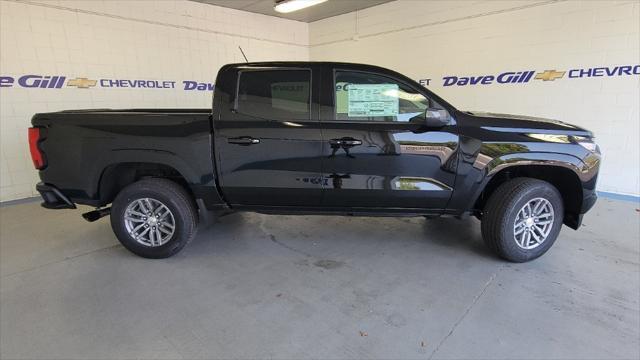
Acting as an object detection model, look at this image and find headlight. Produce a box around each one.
[572,136,598,153]
[527,133,570,143]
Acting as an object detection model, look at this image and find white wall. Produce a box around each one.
[0,0,308,202]
[310,0,640,196]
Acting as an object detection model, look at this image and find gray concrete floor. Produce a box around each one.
[0,198,638,359]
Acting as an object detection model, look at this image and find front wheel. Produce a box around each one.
[111,178,198,258]
[481,178,564,262]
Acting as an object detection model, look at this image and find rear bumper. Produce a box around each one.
[36,182,76,209]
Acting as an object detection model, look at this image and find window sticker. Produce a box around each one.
[347,84,399,117]
[335,82,349,114]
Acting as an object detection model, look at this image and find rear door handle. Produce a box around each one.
[330,138,362,146]
[228,136,260,145]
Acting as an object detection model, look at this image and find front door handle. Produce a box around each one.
[228,136,260,145]
[329,138,362,146]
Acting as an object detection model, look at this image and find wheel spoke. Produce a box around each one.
[145,199,155,213]
[132,222,146,233]
[518,232,526,247]
[158,226,172,235]
[137,199,148,213]
[532,200,543,215]
[539,204,549,216]
[533,224,545,235]
[162,222,175,230]
[157,207,170,221]
[136,227,150,240]
[128,210,146,218]
[529,228,541,243]
[149,226,157,246]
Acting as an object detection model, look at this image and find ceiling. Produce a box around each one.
[190,0,394,22]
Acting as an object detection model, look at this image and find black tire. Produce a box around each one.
[481,178,564,262]
[110,178,198,258]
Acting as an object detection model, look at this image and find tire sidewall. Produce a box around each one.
[499,182,564,262]
[111,183,193,258]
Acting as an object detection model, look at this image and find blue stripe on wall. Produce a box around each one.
[597,191,640,203]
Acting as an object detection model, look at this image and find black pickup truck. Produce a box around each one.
[29,62,601,262]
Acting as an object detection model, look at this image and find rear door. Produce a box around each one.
[319,66,459,211]
[213,66,324,207]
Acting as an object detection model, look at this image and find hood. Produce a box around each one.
[462,111,593,137]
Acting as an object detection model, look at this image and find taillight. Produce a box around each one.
[28,127,46,170]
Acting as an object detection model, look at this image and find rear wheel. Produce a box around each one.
[481,178,564,262]
[111,178,198,258]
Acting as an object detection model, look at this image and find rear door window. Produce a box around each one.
[236,70,311,120]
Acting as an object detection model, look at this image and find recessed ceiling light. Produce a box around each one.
[274,0,328,14]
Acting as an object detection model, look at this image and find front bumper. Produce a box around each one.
[563,149,600,229]
[581,191,598,214]
[36,182,76,209]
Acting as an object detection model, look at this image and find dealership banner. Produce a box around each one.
[0,76,215,91]
[1,64,638,91]
[418,64,639,87]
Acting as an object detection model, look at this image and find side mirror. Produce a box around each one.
[424,108,451,127]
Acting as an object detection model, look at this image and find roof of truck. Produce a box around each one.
[223,61,397,71]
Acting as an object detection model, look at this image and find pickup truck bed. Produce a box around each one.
[32,108,225,210]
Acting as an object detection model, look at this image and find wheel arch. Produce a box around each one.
[474,164,583,228]
[88,147,206,203]
[470,152,589,229]
[97,161,196,206]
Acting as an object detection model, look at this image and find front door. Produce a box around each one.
[214,67,324,207]
[320,68,459,211]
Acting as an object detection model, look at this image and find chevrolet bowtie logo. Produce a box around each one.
[534,70,565,81]
[67,77,97,88]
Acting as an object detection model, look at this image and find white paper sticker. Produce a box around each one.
[347,84,399,117]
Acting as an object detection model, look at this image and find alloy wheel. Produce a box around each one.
[513,197,554,250]
[124,198,175,247]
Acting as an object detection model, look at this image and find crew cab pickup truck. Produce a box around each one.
[29,62,601,262]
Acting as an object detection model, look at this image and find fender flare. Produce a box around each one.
[90,149,201,198]
[483,152,593,182]
[464,152,594,213]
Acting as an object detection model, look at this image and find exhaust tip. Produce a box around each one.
[82,207,110,222]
